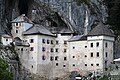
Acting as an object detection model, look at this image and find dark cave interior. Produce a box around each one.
[18,0,28,15]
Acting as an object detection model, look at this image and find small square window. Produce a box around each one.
[96,64,99,66]
[91,52,93,57]
[55,56,58,61]
[6,39,8,41]
[16,23,18,26]
[21,48,23,51]
[51,48,54,52]
[50,56,54,61]
[91,43,93,47]
[42,55,46,60]
[42,39,45,43]
[64,49,67,53]
[56,48,58,52]
[64,41,67,45]
[96,42,99,47]
[85,64,87,66]
[63,65,66,67]
[73,64,75,66]
[73,47,75,49]
[91,64,93,66]
[51,40,53,44]
[105,42,108,48]
[73,56,75,58]
[16,30,18,33]
[105,52,108,57]
[42,47,45,52]
[30,47,34,51]
[30,39,34,43]
[64,57,67,60]
[31,65,33,68]
[105,68,108,71]
[19,23,21,26]
[85,46,87,48]
[47,40,49,44]
[56,40,59,44]
[97,52,99,57]
[56,63,58,66]
[85,55,87,57]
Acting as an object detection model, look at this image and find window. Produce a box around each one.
[105,68,108,71]
[105,52,108,57]
[91,64,93,66]
[51,40,53,44]
[51,48,54,52]
[91,43,93,47]
[56,63,58,66]
[6,39,8,41]
[73,64,75,66]
[64,49,67,53]
[91,52,93,57]
[64,57,67,61]
[31,65,33,68]
[97,52,99,57]
[47,40,49,44]
[55,56,58,61]
[30,47,34,51]
[96,64,99,66]
[50,56,54,61]
[42,55,46,60]
[42,39,45,43]
[73,56,75,58]
[105,42,108,48]
[85,64,87,66]
[85,46,87,48]
[63,65,66,67]
[16,30,18,33]
[19,23,21,26]
[16,23,18,26]
[85,55,87,58]
[21,48,23,51]
[56,48,58,52]
[96,42,99,47]
[30,39,34,43]
[73,47,75,49]
[64,41,67,45]
[42,47,45,52]
[56,40,59,44]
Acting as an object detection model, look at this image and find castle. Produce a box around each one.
[9,14,115,79]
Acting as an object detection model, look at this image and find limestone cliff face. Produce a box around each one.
[35,0,108,34]
[0,0,107,35]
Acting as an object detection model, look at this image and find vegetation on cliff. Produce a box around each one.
[0,58,13,80]
[103,0,120,37]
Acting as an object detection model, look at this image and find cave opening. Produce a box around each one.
[18,0,28,15]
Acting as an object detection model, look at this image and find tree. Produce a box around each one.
[99,75,109,80]
[0,58,13,80]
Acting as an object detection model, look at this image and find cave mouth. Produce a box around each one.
[18,0,28,15]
